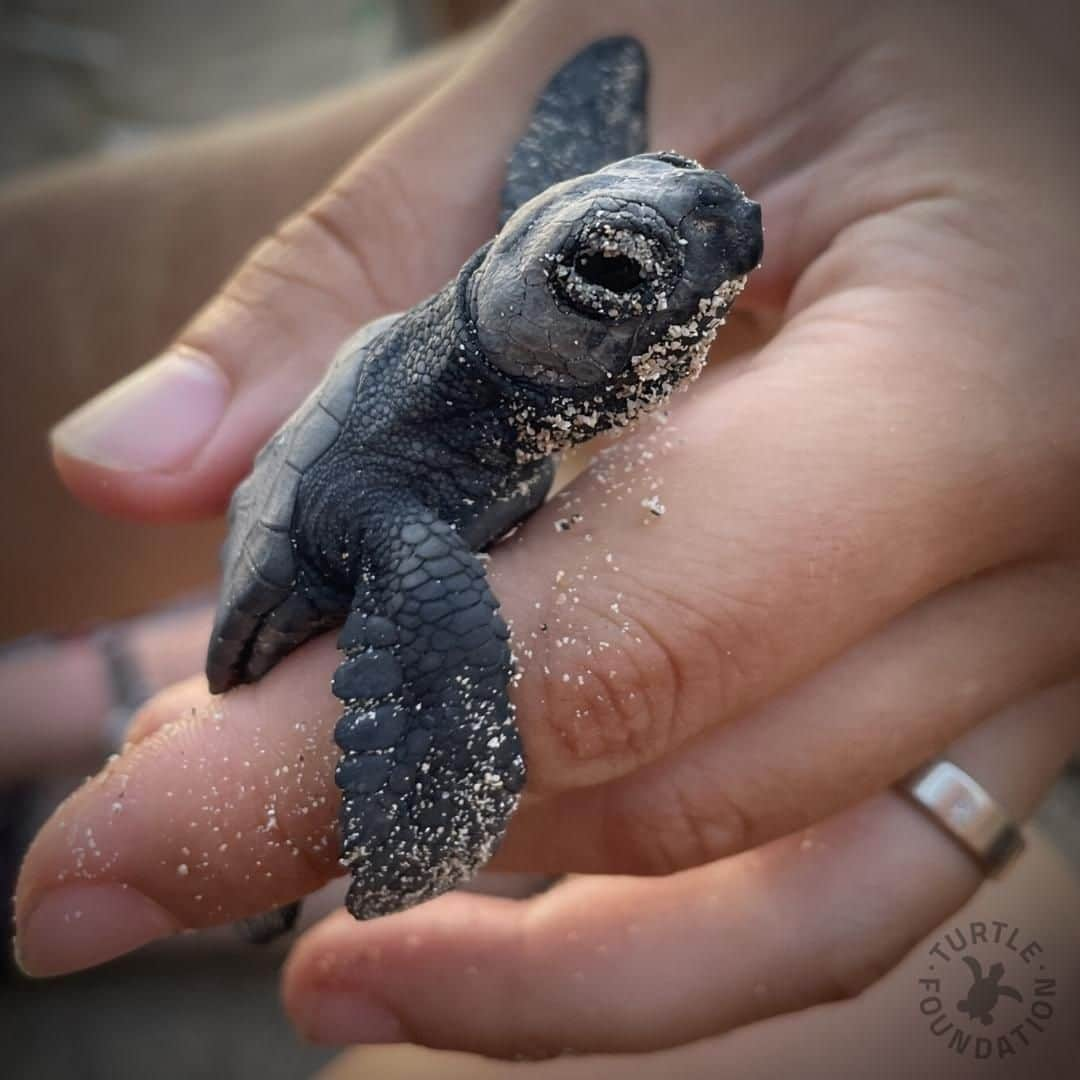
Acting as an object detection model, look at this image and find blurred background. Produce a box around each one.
[1,0,502,180]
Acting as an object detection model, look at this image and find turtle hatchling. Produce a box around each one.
[207,36,763,927]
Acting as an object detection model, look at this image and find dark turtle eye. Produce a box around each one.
[549,216,681,321]
[574,250,642,293]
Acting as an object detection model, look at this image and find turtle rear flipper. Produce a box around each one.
[238,900,301,945]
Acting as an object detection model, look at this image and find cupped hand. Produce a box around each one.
[17,0,1080,1059]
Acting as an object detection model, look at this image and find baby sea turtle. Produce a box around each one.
[206,36,762,924]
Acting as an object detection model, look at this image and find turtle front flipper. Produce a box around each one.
[501,35,648,224]
[206,315,400,695]
[332,497,524,919]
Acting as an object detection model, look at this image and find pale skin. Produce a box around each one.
[11,0,1080,1064]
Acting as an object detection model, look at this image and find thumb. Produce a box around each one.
[48,11,544,521]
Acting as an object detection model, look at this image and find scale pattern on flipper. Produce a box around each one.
[332,506,523,919]
[207,317,399,694]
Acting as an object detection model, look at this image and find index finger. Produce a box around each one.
[16,642,342,975]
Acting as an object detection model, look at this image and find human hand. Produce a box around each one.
[314,827,1080,1077]
[17,0,1080,1059]
[0,601,212,789]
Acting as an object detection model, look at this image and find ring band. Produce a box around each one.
[902,759,1025,876]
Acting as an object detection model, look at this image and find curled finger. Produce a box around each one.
[280,676,1080,1056]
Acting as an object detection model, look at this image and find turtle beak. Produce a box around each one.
[732,199,763,275]
[688,174,763,277]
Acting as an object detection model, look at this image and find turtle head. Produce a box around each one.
[470,152,762,392]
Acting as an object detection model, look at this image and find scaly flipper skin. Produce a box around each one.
[207,316,398,693]
[207,36,764,927]
[332,500,523,919]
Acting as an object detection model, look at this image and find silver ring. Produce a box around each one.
[901,759,1025,876]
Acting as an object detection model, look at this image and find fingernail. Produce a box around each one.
[16,883,180,977]
[301,992,407,1046]
[51,351,229,472]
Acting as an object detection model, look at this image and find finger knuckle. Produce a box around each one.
[305,151,428,314]
[526,593,683,785]
[178,153,427,375]
[621,772,753,875]
[179,227,346,380]
[526,573,778,787]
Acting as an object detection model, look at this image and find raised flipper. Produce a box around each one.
[500,35,648,225]
[331,497,524,919]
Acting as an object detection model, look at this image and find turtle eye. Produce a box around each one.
[548,218,680,321]
[574,250,643,293]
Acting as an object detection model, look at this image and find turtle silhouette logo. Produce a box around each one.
[915,919,1056,1063]
[956,957,1023,1025]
